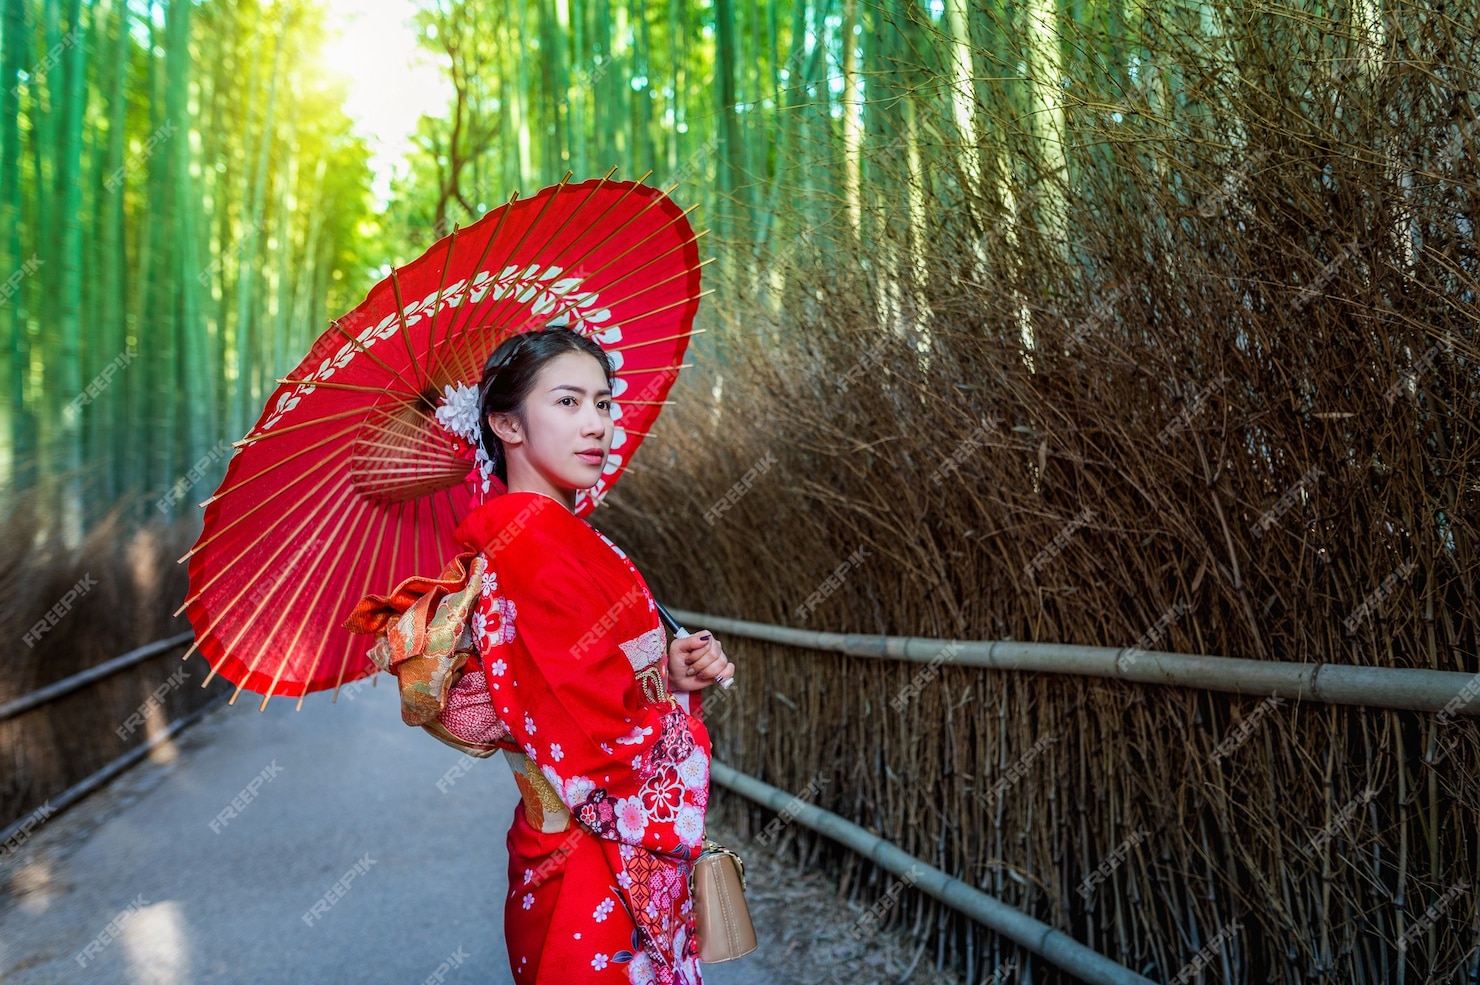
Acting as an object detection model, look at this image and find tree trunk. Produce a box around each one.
[123,0,160,503]
[145,0,176,501]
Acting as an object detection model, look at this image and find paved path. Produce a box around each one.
[0,680,768,985]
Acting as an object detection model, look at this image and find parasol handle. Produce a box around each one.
[656,601,734,689]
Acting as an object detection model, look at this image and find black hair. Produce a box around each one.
[477,325,614,482]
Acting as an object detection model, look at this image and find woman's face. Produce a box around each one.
[488,350,612,501]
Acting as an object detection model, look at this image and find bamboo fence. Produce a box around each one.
[0,486,231,841]
[593,2,1480,980]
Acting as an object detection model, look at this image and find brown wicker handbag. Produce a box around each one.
[690,839,758,962]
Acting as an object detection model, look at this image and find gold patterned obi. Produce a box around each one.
[344,551,514,756]
[345,549,679,837]
[344,550,486,726]
[502,750,571,833]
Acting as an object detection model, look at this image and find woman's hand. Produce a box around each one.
[666,631,736,692]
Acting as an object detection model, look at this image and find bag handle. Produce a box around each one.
[690,838,748,895]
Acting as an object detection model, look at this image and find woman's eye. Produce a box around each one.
[559,396,575,406]
[597,399,611,411]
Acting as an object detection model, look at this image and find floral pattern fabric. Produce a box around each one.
[454,492,710,985]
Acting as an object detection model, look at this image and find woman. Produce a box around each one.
[439,326,735,985]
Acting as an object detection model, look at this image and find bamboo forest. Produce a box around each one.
[3,0,1478,982]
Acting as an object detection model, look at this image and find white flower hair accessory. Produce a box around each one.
[434,381,496,494]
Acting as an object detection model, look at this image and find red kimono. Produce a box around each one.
[452,491,711,985]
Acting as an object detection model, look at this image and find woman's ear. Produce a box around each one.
[487,411,522,448]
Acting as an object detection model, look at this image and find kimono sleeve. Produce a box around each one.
[474,548,711,861]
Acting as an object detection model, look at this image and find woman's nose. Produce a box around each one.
[581,407,608,437]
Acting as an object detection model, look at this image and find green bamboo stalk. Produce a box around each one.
[2,0,34,487]
[168,0,208,482]
[714,0,739,248]
[234,18,282,442]
[95,0,130,503]
[513,0,532,184]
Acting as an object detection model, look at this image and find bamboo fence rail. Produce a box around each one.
[713,760,1157,985]
[669,607,1480,717]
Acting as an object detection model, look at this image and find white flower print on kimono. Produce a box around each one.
[457,491,710,984]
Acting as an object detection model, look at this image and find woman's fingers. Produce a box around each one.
[685,646,723,677]
[676,634,720,666]
[696,654,734,684]
[666,632,732,685]
[668,656,735,691]
[697,648,728,676]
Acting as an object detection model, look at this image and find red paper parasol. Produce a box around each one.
[177,172,707,709]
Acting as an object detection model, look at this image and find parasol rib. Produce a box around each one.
[184,463,360,633]
[446,172,652,348]
[320,315,435,407]
[547,205,703,299]
[524,179,676,291]
[271,378,422,397]
[183,407,429,562]
[247,485,373,708]
[435,188,520,366]
[193,468,362,686]
[326,501,399,703]
[388,268,433,393]
[609,324,708,351]
[447,173,577,342]
[417,224,462,389]
[258,490,386,709]
[231,403,415,451]
[177,417,372,573]
[213,470,374,697]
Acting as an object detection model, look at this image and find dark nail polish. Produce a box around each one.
[699,633,711,641]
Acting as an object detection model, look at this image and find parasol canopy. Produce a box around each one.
[177,171,707,709]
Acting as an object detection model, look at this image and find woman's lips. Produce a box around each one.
[576,451,604,465]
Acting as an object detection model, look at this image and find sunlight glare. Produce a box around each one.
[121,900,194,985]
[319,0,450,204]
